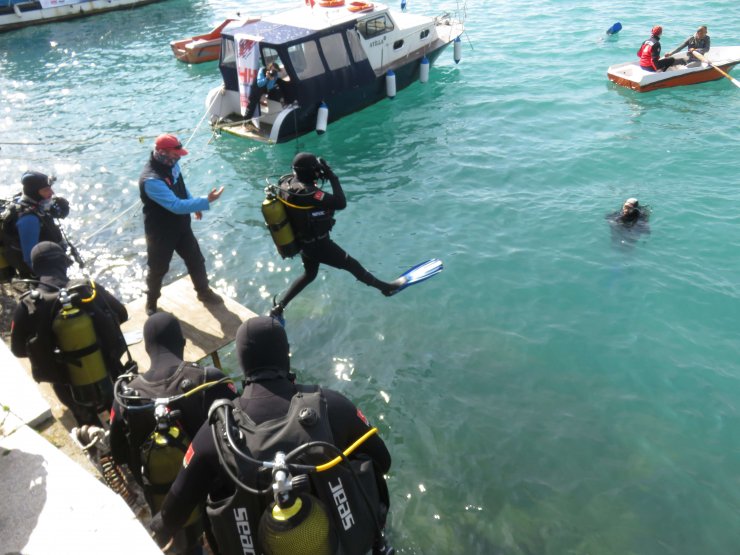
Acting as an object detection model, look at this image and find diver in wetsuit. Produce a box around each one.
[617,198,643,225]
[270,153,400,319]
[149,316,394,555]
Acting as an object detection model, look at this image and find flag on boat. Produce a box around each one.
[234,34,261,117]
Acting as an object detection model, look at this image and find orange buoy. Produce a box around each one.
[347,1,373,12]
[319,0,345,7]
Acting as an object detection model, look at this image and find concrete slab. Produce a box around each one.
[0,424,160,555]
[0,341,51,433]
[121,277,256,371]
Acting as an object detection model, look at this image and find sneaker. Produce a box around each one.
[197,288,223,304]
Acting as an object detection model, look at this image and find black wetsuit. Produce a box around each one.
[109,313,236,555]
[10,243,128,426]
[156,379,391,549]
[277,173,395,309]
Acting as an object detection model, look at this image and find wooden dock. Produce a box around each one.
[120,277,257,372]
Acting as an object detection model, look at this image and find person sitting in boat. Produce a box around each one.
[245,62,286,122]
[638,26,675,72]
[666,25,710,63]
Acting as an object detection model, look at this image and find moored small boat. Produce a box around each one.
[206,0,465,143]
[607,46,740,92]
[170,17,259,64]
[0,0,164,33]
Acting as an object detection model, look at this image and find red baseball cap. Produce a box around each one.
[154,134,188,156]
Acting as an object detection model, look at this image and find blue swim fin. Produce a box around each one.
[386,258,444,296]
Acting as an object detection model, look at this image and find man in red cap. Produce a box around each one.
[638,25,675,72]
[139,133,225,315]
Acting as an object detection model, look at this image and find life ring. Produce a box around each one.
[347,1,373,12]
[319,0,345,7]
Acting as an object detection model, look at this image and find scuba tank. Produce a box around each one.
[52,288,113,409]
[140,403,200,526]
[258,466,337,555]
[262,186,299,259]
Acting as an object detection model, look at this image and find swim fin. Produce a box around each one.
[386,258,443,297]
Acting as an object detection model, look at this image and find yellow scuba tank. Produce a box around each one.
[141,417,200,526]
[0,244,13,281]
[51,288,112,408]
[259,492,337,555]
[262,188,299,259]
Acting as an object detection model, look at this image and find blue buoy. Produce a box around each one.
[419,56,429,83]
[401,0,406,11]
[606,22,622,35]
[453,36,462,64]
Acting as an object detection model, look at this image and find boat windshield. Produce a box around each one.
[356,14,394,39]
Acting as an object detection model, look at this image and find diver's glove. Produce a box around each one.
[318,157,334,179]
[50,197,70,219]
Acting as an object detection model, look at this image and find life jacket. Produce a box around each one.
[278,176,335,242]
[139,156,191,236]
[638,38,659,69]
[207,385,383,555]
[0,194,64,276]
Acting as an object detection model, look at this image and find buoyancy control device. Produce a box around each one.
[207,390,391,555]
[52,287,113,409]
[262,182,299,259]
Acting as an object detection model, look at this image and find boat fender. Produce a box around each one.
[606,22,622,35]
[453,36,462,64]
[316,102,329,134]
[419,56,430,83]
[386,70,396,99]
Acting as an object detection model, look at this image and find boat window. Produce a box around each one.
[393,39,404,50]
[420,29,430,40]
[356,14,394,39]
[261,47,280,68]
[345,29,368,62]
[287,40,326,80]
[221,38,236,65]
[319,33,350,70]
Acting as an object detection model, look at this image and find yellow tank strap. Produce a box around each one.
[79,279,97,303]
[315,427,378,473]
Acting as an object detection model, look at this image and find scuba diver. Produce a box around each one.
[109,312,237,555]
[0,170,70,278]
[149,316,395,555]
[269,153,402,320]
[10,242,129,426]
[607,198,651,247]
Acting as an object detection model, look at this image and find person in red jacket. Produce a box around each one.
[638,26,675,72]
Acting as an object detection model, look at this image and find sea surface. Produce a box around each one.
[3,0,740,553]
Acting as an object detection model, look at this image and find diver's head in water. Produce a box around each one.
[620,198,640,222]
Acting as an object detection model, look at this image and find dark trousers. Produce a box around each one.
[145,228,208,299]
[279,236,391,308]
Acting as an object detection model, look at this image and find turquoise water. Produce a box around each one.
[3,0,740,553]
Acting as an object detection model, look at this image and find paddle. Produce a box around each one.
[691,51,740,89]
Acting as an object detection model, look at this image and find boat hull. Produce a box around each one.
[0,0,164,32]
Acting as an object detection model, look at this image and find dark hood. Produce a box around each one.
[22,171,50,202]
[31,241,71,288]
[236,316,290,378]
[143,312,186,378]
